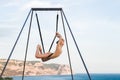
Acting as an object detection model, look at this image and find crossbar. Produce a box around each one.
[32,8,62,11]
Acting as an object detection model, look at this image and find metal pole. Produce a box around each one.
[62,10,92,80]
[61,10,74,80]
[0,9,32,78]
[22,10,33,80]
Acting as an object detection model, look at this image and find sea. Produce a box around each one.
[12,74,120,80]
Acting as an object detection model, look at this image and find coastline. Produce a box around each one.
[0,59,71,77]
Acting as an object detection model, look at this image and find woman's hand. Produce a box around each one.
[56,32,62,38]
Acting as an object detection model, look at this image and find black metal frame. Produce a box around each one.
[32,8,62,11]
[0,8,92,80]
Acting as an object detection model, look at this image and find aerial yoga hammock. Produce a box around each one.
[35,13,64,62]
[35,32,64,62]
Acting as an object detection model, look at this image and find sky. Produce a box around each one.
[0,0,120,74]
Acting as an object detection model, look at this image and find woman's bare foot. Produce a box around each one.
[35,44,42,58]
[37,44,41,50]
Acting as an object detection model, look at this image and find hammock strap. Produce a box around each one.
[35,13,45,53]
[48,14,59,52]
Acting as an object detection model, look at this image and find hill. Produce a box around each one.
[0,59,71,76]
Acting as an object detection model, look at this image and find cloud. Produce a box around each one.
[3,1,20,7]
[20,0,63,11]
[0,27,18,38]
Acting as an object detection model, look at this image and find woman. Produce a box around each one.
[35,32,64,62]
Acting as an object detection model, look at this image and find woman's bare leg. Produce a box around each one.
[35,44,51,58]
